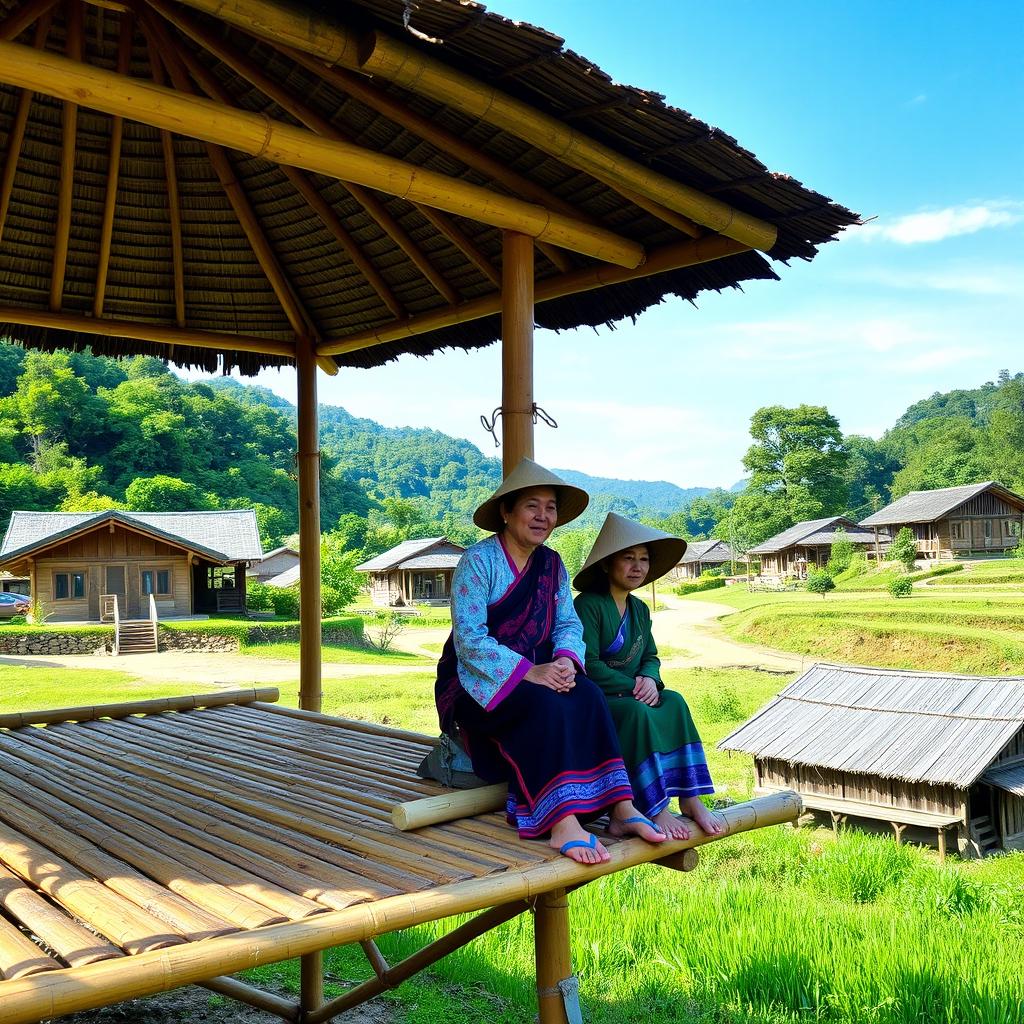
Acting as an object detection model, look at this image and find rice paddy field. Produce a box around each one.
[2,658,1022,1022]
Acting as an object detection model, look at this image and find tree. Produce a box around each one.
[548,526,599,581]
[826,527,855,576]
[743,404,849,515]
[805,570,835,598]
[320,530,362,609]
[843,435,900,518]
[125,475,214,511]
[887,526,917,571]
[888,576,913,598]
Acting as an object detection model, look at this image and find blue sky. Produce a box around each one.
[209,0,1024,488]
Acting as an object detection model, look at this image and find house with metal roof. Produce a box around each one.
[0,510,263,626]
[859,481,1024,561]
[721,662,1024,858]
[667,539,748,581]
[356,537,466,606]
[247,545,300,583]
[746,516,877,578]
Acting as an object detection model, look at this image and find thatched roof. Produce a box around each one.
[356,536,464,573]
[859,482,1024,527]
[0,509,262,564]
[747,516,874,555]
[0,0,858,374]
[719,663,1024,789]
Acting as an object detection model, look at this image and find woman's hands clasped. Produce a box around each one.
[632,675,660,706]
[525,656,577,693]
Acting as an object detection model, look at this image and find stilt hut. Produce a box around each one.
[720,663,1024,860]
[0,0,855,1020]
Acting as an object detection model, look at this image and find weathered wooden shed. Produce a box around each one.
[248,545,300,584]
[668,538,746,581]
[0,0,854,1019]
[859,481,1024,561]
[747,516,877,578]
[356,536,465,606]
[720,663,1024,859]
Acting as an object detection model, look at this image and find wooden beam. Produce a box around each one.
[0,14,52,246]
[93,9,132,318]
[418,204,500,288]
[0,0,59,41]
[501,231,534,473]
[173,0,778,252]
[145,0,463,302]
[0,304,296,358]
[138,15,314,339]
[295,336,322,714]
[51,0,84,313]
[535,889,572,1024]
[319,234,750,357]
[144,32,186,327]
[0,38,644,268]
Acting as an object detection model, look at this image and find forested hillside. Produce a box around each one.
[0,343,1020,564]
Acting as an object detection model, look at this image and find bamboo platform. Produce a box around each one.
[0,689,801,1024]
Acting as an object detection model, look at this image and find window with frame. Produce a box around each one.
[141,568,172,596]
[1005,520,1022,538]
[54,571,85,600]
[951,521,965,540]
[984,520,992,539]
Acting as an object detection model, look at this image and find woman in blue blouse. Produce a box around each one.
[434,458,665,864]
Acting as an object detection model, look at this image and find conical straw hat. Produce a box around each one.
[473,457,590,532]
[573,512,687,592]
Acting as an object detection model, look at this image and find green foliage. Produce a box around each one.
[825,526,855,575]
[694,684,744,723]
[246,579,274,612]
[833,551,867,584]
[547,526,599,581]
[125,474,214,511]
[674,576,726,595]
[888,575,914,598]
[805,569,835,597]
[320,531,362,608]
[887,526,918,569]
[269,587,300,619]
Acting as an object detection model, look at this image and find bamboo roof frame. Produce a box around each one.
[0,2,853,1018]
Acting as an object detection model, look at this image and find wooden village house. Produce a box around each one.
[667,539,746,581]
[247,545,299,583]
[356,537,465,606]
[0,510,263,622]
[747,516,877,578]
[859,481,1024,561]
[720,663,1024,859]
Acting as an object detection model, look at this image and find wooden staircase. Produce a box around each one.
[115,619,158,655]
[969,815,1000,856]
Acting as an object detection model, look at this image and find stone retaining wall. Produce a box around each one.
[158,629,239,652]
[0,632,112,655]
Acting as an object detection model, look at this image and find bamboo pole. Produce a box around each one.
[50,0,83,313]
[319,234,750,357]
[0,687,278,730]
[0,304,296,358]
[0,793,802,1024]
[295,336,322,713]
[173,0,777,252]
[201,975,300,1021]
[0,0,59,41]
[300,951,323,1021]
[535,888,572,1024]
[0,865,122,968]
[0,915,59,981]
[418,203,501,287]
[0,38,643,268]
[252,698,437,745]
[393,784,507,832]
[93,8,132,317]
[306,901,530,1022]
[0,14,52,246]
[501,230,535,472]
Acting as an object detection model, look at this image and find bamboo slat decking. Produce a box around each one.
[0,688,800,1022]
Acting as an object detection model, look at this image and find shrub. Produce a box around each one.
[888,575,913,598]
[833,552,867,585]
[805,570,835,597]
[320,584,346,617]
[695,686,744,723]
[887,526,917,570]
[246,580,274,612]
[366,610,407,652]
[7,614,26,625]
[826,527,855,576]
[675,576,726,596]
[269,586,300,618]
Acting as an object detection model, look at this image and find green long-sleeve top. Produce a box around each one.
[573,590,663,698]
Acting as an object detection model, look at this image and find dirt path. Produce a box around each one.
[651,592,806,673]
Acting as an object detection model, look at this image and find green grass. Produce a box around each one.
[239,640,432,666]
[0,667,206,710]
[932,558,1024,586]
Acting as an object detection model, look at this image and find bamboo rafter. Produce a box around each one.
[0,37,645,268]
[319,234,749,356]
[0,0,59,41]
[172,0,778,252]
[92,7,131,318]
[0,12,51,245]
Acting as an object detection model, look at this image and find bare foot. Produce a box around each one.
[653,807,691,840]
[550,817,610,864]
[607,802,667,843]
[680,797,725,836]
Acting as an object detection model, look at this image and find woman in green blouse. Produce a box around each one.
[574,514,721,840]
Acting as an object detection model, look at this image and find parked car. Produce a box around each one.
[0,592,30,618]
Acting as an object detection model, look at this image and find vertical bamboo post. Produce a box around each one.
[501,231,534,473]
[535,888,572,1024]
[301,949,324,1019]
[296,336,321,714]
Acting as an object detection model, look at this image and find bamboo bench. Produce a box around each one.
[765,788,961,860]
[0,690,800,1023]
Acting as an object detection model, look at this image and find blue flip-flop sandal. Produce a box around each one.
[559,833,599,856]
[620,815,664,834]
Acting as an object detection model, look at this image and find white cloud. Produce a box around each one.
[843,265,1024,297]
[857,201,1024,244]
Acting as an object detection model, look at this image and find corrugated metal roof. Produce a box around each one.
[983,762,1024,796]
[680,539,739,564]
[798,527,877,546]
[859,482,1024,527]
[356,537,461,573]
[0,510,263,563]
[719,663,1024,788]
[748,516,863,555]
[266,564,300,588]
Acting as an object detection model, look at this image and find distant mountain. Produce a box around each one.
[554,469,712,517]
